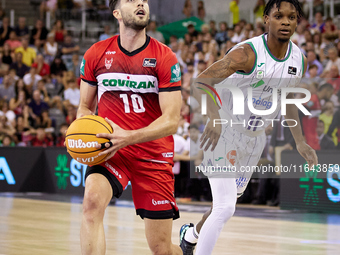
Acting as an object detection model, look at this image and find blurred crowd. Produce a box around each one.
[1,0,340,204]
[0,11,81,147]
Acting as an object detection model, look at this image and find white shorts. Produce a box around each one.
[200,126,266,196]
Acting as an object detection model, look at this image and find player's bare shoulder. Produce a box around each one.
[202,43,256,78]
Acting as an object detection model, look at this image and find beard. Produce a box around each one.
[278,37,290,43]
[122,12,149,31]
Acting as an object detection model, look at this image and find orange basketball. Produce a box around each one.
[65,115,113,165]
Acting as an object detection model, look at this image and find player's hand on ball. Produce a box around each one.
[200,118,222,152]
[96,117,132,160]
[296,141,318,168]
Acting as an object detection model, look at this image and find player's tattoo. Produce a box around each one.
[202,44,253,78]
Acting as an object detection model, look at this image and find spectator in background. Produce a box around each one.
[8,69,19,85]
[28,89,49,127]
[40,110,52,129]
[30,20,49,51]
[304,64,323,85]
[147,21,165,43]
[306,50,323,77]
[14,17,29,39]
[303,83,334,150]
[15,37,37,67]
[9,89,27,116]
[52,20,67,43]
[193,60,206,78]
[322,47,340,75]
[322,17,337,37]
[311,11,325,34]
[5,31,22,52]
[215,22,229,47]
[63,78,80,107]
[269,113,295,159]
[0,75,15,102]
[31,54,51,80]
[319,100,337,145]
[29,126,53,146]
[50,56,67,83]
[2,43,13,65]
[317,120,336,150]
[43,32,58,64]
[182,0,193,18]
[71,53,81,78]
[0,100,16,127]
[0,114,16,140]
[187,24,198,38]
[23,67,42,94]
[230,24,244,43]
[37,80,50,103]
[40,0,58,20]
[325,65,340,97]
[254,0,265,21]
[209,20,217,37]
[10,52,29,78]
[65,104,76,125]
[0,17,13,47]
[291,24,306,47]
[197,1,206,21]
[61,35,80,70]
[99,25,112,41]
[229,0,240,27]
[0,134,14,146]
[0,53,9,77]
[55,122,68,146]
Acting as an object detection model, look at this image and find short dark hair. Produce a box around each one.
[263,0,303,19]
[109,0,120,12]
[309,64,318,70]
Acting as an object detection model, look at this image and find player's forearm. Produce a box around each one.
[129,114,180,145]
[286,104,305,144]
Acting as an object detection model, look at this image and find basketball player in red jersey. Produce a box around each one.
[78,0,183,254]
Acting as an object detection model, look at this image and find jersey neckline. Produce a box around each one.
[117,35,150,57]
[262,33,292,62]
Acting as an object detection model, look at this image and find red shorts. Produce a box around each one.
[85,148,179,220]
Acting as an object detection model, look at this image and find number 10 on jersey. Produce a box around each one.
[120,94,146,113]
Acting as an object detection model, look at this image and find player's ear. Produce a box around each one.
[113,9,121,20]
[264,15,269,25]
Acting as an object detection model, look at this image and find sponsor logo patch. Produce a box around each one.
[170,63,181,83]
[143,58,157,68]
[80,58,85,76]
[288,66,297,75]
[162,152,174,158]
[226,150,237,166]
[105,51,116,55]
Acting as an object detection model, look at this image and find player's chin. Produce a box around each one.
[277,35,290,43]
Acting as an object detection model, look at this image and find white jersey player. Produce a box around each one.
[180,1,318,255]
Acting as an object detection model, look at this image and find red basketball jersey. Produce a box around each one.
[80,35,181,164]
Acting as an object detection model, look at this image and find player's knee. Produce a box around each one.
[82,191,106,220]
[148,239,172,255]
[214,203,235,223]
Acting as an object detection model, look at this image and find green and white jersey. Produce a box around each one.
[216,33,305,136]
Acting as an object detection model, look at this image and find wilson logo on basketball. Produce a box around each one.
[68,139,99,149]
[227,150,237,166]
